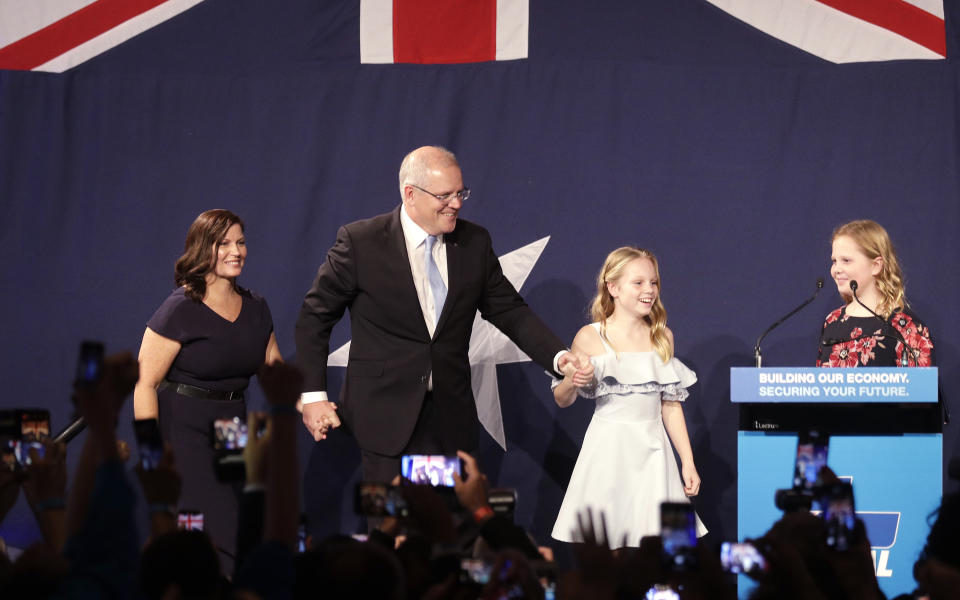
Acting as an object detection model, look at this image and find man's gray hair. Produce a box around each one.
[398,146,458,197]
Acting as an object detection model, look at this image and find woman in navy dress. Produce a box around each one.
[133,209,282,564]
[817,220,934,367]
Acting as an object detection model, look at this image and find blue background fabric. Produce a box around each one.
[1,0,958,569]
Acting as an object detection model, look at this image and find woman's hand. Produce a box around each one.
[301,400,340,441]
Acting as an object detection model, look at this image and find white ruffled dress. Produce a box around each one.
[552,324,707,547]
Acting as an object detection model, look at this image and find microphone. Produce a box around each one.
[755,278,824,367]
[52,416,86,444]
[849,280,916,366]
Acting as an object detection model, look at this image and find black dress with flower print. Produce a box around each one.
[816,306,935,367]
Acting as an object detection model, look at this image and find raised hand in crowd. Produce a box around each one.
[751,469,881,600]
[810,467,883,600]
[0,462,20,528]
[750,512,832,600]
[54,351,141,598]
[243,411,270,488]
[914,557,960,600]
[68,351,138,536]
[229,362,304,598]
[371,472,457,548]
[558,507,619,600]
[233,410,270,578]
[22,439,68,552]
[398,477,458,545]
[479,549,544,600]
[135,443,182,540]
[258,361,303,548]
[453,450,491,518]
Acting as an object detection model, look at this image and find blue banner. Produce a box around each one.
[731,367,938,403]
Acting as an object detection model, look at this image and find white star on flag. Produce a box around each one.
[327,236,551,449]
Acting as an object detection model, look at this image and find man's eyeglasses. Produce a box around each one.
[408,183,471,204]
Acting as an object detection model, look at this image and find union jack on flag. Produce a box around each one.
[706,0,945,63]
[0,0,206,72]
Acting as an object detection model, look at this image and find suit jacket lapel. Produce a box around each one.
[384,208,431,341]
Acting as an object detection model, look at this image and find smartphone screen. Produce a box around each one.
[16,409,50,466]
[297,514,308,553]
[75,341,104,387]
[400,454,461,487]
[354,482,408,517]
[720,541,767,575]
[820,482,856,550]
[460,558,493,585]
[660,502,697,571]
[793,430,829,491]
[177,510,204,531]
[133,418,163,470]
[0,410,18,471]
[212,416,248,452]
[645,584,681,600]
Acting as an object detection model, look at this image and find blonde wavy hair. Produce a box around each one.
[832,220,907,318]
[590,247,672,363]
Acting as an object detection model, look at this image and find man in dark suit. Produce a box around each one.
[295,146,581,481]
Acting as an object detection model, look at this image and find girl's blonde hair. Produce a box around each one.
[832,220,907,318]
[590,247,671,363]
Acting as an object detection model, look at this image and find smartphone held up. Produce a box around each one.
[0,409,52,469]
[720,541,768,576]
[400,454,462,487]
[793,429,829,491]
[74,340,104,388]
[660,501,697,572]
[133,418,164,470]
[210,415,265,481]
[818,481,857,551]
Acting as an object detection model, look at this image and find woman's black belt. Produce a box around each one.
[159,380,245,401]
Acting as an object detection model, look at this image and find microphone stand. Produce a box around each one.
[849,281,916,367]
[755,278,824,367]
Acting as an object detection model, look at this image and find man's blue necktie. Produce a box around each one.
[424,235,447,327]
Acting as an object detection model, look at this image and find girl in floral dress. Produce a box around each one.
[817,220,934,367]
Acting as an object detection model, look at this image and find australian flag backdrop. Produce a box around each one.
[1,0,959,582]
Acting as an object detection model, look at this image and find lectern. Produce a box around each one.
[732,367,941,598]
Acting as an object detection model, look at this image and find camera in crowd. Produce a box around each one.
[354,482,410,518]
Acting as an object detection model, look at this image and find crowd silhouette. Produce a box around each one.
[0,353,956,599]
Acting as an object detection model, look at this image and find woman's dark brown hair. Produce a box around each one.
[174,209,245,302]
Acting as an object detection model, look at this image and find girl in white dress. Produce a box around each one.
[552,247,706,547]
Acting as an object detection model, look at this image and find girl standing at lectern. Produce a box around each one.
[817,219,934,367]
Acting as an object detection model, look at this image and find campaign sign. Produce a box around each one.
[731,367,938,403]
[736,432,941,599]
